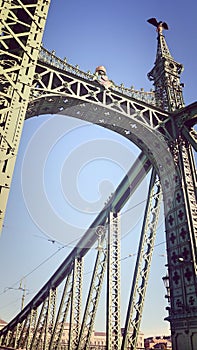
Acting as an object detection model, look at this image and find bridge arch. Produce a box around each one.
[26,81,176,196]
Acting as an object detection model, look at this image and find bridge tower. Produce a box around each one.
[147,18,197,349]
[147,18,185,112]
[0,3,196,350]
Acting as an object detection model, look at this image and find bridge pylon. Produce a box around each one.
[147,17,197,349]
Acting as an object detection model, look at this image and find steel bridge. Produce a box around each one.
[0,2,197,350]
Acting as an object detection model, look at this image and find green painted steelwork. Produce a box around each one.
[0,3,196,350]
[122,169,162,350]
[0,0,51,231]
[107,212,121,350]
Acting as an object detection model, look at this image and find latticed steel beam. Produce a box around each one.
[122,169,162,350]
[13,321,22,349]
[38,47,157,107]
[16,313,31,349]
[29,288,57,350]
[44,288,57,350]
[77,234,107,350]
[28,55,170,133]
[0,150,151,349]
[30,297,49,350]
[68,257,83,350]
[0,1,173,234]
[26,308,38,350]
[16,307,37,350]
[107,212,121,350]
[1,3,195,237]
[0,0,50,231]
[3,329,13,348]
[0,150,151,344]
[48,271,73,350]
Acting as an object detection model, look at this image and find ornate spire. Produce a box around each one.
[147,18,185,112]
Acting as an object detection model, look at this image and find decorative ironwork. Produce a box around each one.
[0,4,196,350]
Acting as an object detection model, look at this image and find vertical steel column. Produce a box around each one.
[26,308,38,350]
[122,169,162,350]
[78,232,107,350]
[4,327,16,348]
[107,211,121,350]
[0,0,51,231]
[68,257,83,350]
[49,271,73,350]
[17,308,37,349]
[30,294,51,350]
[13,321,22,349]
[3,329,13,348]
[44,288,57,350]
[16,314,30,349]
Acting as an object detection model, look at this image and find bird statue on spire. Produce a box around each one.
[147,18,169,34]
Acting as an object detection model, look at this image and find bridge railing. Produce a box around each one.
[39,47,156,106]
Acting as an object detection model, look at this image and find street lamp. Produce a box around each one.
[162,274,170,303]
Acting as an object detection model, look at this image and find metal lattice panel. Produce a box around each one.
[0,0,51,230]
[68,257,83,350]
[122,170,162,350]
[107,212,121,350]
[77,234,107,350]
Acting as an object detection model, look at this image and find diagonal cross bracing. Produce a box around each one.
[122,169,162,350]
[0,151,151,340]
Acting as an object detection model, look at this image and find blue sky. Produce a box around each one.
[0,0,196,338]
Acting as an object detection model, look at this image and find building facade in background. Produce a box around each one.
[59,323,144,349]
[144,336,172,349]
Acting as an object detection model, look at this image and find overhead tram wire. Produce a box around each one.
[1,193,164,298]
[0,239,77,297]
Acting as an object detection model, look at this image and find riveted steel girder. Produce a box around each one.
[26,309,38,350]
[122,169,162,350]
[77,235,107,350]
[107,212,121,350]
[29,288,57,350]
[68,257,83,350]
[16,313,31,349]
[0,0,51,231]
[0,151,151,346]
[48,271,73,350]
